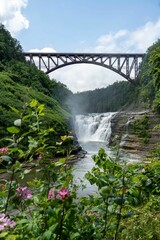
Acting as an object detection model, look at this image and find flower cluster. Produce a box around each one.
[57,188,70,199]
[0,214,16,232]
[16,186,32,200]
[48,188,70,200]
[0,147,9,155]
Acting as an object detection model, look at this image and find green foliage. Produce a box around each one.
[153,89,160,113]
[51,81,73,111]
[133,114,151,144]
[1,104,160,239]
[0,26,71,145]
[0,24,25,63]
[0,72,69,144]
[121,196,160,239]
[70,81,136,114]
[5,61,55,96]
[149,44,160,91]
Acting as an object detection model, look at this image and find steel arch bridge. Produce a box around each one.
[24,52,145,84]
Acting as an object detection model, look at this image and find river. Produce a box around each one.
[72,113,115,196]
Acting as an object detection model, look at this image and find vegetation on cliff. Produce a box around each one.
[0,24,70,145]
[69,81,136,114]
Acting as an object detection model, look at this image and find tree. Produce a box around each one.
[0,24,25,63]
[149,45,160,90]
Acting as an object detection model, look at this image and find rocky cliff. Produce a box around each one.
[109,111,160,161]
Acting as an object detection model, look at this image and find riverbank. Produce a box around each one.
[109,110,160,161]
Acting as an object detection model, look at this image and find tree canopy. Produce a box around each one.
[0,25,71,144]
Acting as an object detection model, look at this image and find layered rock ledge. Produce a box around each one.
[109,111,160,161]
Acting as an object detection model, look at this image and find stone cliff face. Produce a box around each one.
[109,111,160,161]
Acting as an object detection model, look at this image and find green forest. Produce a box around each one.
[0,24,73,147]
[0,25,160,239]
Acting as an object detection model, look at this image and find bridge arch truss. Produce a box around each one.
[24,52,144,84]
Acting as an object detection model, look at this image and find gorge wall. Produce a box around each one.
[109,111,160,160]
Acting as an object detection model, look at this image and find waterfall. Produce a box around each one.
[120,116,134,147]
[75,113,115,144]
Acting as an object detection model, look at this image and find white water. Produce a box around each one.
[73,112,116,196]
[75,113,116,143]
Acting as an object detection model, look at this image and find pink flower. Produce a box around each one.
[48,188,55,200]
[0,213,16,231]
[16,186,32,200]
[57,188,70,200]
[0,147,9,155]
[48,188,70,200]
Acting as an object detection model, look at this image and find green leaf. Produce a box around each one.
[0,232,8,238]
[30,99,38,107]
[7,126,20,134]
[43,230,52,239]
[0,169,7,173]
[17,219,29,225]
[28,137,38,150]
[23,114,32,120]
[9,105,19,114]
[6,234,18,240]
[43,224,58,239]
[24,169,31,174]
[38,104,44,113]
[71,233,81,239]
[1,155,12,162]
[54,158,66,166]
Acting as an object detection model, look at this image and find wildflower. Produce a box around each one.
[16,186,32,200]
[36,153,42,161]
[48,188,70,200]
[57,188,70,200]
[48,188,55,200]
[0,147,9,155]
[0,213,16,231]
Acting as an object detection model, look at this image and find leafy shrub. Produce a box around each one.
[0,101,160,239]
[133,114,151,144]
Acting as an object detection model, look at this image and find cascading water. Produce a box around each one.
[73,112,116,196]
[75,112,115,144]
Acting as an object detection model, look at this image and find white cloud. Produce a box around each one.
[29,47,56,53]
[29,18,160,93]
[94,30,129,53]
[126,19,160,52]
[0,0,29,34]
[93,19,160,53]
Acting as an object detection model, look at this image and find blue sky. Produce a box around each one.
[1,0,160,92]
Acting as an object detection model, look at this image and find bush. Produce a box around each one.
[0,101,160,239]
